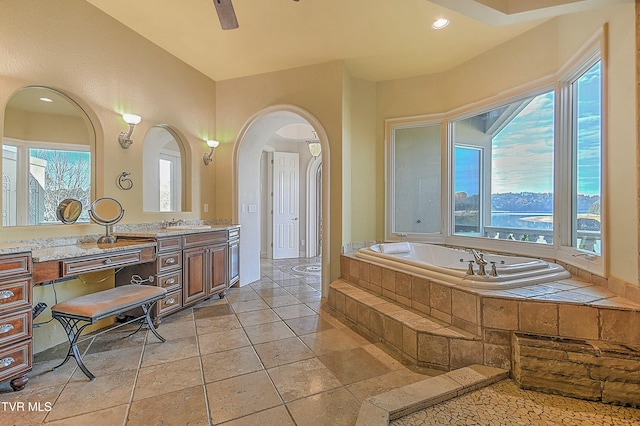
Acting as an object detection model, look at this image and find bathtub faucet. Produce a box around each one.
[469,249,488,275]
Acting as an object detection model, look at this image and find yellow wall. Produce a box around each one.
[376,3,637,285]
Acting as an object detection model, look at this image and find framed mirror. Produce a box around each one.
[142,125,185,212]
[2,86,94,226]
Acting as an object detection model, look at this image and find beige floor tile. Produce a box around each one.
[198,328,251,355]
[254,287,292,298]
[128,385,209,425]
[141,335,199,367]
[318,347,393,385]
[195,313,243,335]
[133,355,203,400]
[201,346,264,383]
[274,303,317,320]
[149,315,197,340]
[235,308,281,327]
[284,284,320,296]
[206,370,282,424]
[45,404,128,426]
[231,298,271,313]
[225,290,261,303]
[221,404,295,426]
[253,336,315,368]
[267,358,342,402]
[243,321,296,344]
[287,386,361,426]
[284,315,335,336]
[263,294,302,308]
[300,328,366,356]
[46,369,136,421]
[347,369,434,402]
[193,302,234,318]
[17,357,77,391]
[71,345,142,378]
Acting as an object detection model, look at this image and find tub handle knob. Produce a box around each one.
[490,261,499,277]
[466,261,475,275]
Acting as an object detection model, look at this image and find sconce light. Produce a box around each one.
[203,140,219,165]
[307,131,321,157]
[118,113,142,149]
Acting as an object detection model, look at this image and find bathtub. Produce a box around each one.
[355,242,571,289]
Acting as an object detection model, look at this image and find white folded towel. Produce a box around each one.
[379,242,411,254]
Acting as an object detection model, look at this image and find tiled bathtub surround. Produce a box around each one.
[331,253,640,404]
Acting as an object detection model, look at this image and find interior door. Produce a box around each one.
[273,151,300,259]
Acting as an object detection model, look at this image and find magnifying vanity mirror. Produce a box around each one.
[2,86,94,226]
[56,198,83,224]
[89,197,124,244]
[142,125,186,213]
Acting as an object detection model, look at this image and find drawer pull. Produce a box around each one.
[104,258,112,265]
[1,357,15,368]
[0,290,14,300]
[166,278,176,285]
[0,324,14,334]
[166,297,176,305]
[164,258,176,265]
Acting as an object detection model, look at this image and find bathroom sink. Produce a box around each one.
[165,225,212,230]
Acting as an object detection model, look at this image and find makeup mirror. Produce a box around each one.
[89,197,124,243]
[55,198,83,224]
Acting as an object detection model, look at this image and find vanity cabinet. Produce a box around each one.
[0,252,33,391]
[182,231,228,306]
[228,227,240,287]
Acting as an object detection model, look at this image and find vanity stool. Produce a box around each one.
[51,284,167,380]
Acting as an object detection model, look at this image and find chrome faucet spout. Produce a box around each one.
[469,249,488,265]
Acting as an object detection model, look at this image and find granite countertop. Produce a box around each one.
[115,224,240,238]
[30,239,157,263]
[0,242,32,256]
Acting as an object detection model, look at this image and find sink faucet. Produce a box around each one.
[165,218,184,228]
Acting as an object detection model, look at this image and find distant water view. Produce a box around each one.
[490,212,553,230]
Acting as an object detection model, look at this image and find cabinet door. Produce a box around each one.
[228,239,239,286]
[208,244,227,295]
[183,247,207,305]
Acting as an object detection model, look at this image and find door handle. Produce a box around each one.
[293,217,298,220]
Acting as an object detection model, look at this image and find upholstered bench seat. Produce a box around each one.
[51,285,167,380]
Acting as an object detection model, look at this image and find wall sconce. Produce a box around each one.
[203,140,219,165]
[307,131,321,157]
[118,113,142,149]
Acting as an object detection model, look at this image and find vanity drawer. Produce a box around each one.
[62,250,142,277]
[157,237,182,253]
[157,252,182,273]
[0,340,32,383]
[0,253,32,280]
[0,278,32,312]
[183,231,226,248]
[0,308,31,347]
[157,271,181,291]
[157,290,182,316]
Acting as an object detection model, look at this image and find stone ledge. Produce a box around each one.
[356,364,509,425]
[329,279,480,369]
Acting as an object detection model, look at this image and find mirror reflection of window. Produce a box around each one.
[142,126,183,213]
[2,87,93,226]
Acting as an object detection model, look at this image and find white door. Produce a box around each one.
[273,151,300,259]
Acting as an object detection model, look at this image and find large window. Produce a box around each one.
[385,40,604,273]
[452,91,556,244]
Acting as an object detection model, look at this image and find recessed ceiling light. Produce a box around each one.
[432,18,450,29]
[39,97,53,103]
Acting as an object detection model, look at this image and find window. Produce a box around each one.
[2,141,90,226]
[387,121,442,237]
[452,91,556,244]
[384,34,604,274]
[158,152,181,212]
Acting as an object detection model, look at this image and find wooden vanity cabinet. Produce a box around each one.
[0,252,33,391]
[182,231,228,306]
[228,227,240,287]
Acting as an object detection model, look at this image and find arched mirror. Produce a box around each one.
[2,86,93,226]
[142,125,185,212]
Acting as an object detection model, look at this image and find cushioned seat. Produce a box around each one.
[51,285,167,380]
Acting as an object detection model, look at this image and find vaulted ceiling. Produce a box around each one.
[85,0,631,82]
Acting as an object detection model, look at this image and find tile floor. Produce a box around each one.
[2,257,639,425]
[0,257,437,425]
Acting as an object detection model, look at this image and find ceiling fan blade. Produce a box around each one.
[213,0,239,30]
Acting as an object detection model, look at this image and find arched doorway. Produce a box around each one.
[232,105,330,296]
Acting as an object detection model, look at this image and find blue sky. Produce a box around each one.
[455,61,601,197]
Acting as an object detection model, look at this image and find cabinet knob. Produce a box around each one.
[1,357,15,368]
[103,258,112,265]
[0,324,14,334]
[166,297,176,305]
[165,258,176,264]
[166,278,176,285]
[0,290,14,300]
